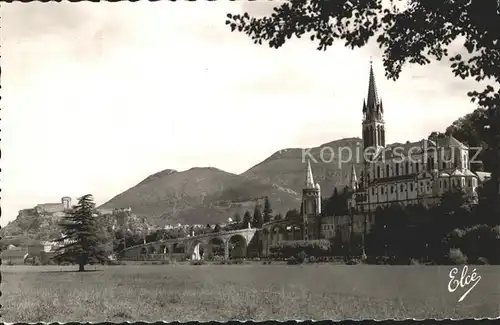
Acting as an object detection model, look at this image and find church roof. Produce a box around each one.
[475,171,492,182]
[431,135,468,149]
[463,169,476,177]
[369,174,415,185]
[373,140,424,161]
[450,169,464,177]
[372,135,470,162]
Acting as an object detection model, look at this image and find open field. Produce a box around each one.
[2,263,499,322]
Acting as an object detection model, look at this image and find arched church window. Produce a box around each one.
[405,161,409,174]
[386,165,390,178]
[395,163,400,176]
[377,166,381,178]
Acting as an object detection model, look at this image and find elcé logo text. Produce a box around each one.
[448,265,482,302]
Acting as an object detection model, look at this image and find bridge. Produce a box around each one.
[260,219,304,256]
[120,218,308,261]
[120,226,258,261]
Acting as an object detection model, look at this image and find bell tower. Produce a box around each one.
[301,160,321,240]
[362,60,385,162]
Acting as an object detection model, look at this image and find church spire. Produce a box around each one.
[366,59,379,111]
[305,160,315,189]
[361,59,386,156]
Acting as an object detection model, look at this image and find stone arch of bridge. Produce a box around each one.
[227,233,247,259]
[159,244,168,255]
[206,236,225,260]
[187,239,208,260]
[172,242,185,254]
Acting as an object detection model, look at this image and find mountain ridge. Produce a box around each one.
[97,137,364,225]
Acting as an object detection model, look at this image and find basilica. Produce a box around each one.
[300,62,492,241]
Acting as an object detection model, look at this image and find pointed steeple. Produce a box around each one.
[305,160,315,189]
[366,60,379,111]
[350,164,358,190]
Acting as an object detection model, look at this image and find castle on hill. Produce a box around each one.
[18,196,72,219]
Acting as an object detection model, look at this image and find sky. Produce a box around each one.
[1,1,484,226]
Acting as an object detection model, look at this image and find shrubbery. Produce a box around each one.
[269,240,331,258]
[448,248,468,265]
[444,224,500,265]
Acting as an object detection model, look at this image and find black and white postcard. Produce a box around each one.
[1,1,500,322]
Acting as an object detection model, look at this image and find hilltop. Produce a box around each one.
[1,137,365,237]
[98,137,364,225]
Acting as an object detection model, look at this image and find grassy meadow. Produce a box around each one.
[2,263,499,322]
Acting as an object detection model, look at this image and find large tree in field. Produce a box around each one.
[53,194,108,271]
[227,0,500,199]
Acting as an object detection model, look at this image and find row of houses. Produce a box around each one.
[1,238,73,265]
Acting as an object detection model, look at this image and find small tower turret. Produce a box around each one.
[301,160,321,240]
[350,165,358,191]
[315,182,322,215]
[61,196,72,210]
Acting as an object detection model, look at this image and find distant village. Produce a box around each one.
[1,196,229,265]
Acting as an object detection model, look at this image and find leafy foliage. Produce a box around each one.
[52,195,109,271]
[233,212,242,223]
[227,0,500,105]
[322,186,350,216]
[284,208,300,221]
[448,248,468,265]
